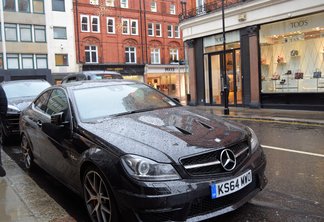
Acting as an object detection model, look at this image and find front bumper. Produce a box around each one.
[115,148,267,221]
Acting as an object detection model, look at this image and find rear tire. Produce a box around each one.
[21,134,34,170]
[82,166,118,222]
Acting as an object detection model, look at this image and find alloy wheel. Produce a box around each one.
[83,170,112,222]
[21,135,33,169]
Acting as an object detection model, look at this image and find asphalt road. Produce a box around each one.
[3,119,324,222]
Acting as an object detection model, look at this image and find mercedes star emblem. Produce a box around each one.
[220,149,236,171]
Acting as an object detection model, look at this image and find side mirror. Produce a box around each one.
[172,97,180,103]
[51,112,64,126]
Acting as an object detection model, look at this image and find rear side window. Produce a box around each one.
[46,89,69,116]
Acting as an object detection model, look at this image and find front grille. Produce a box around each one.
[180,140,250,176]
[5,113,20,133]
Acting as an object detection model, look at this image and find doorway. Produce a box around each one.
[206,49,242,106]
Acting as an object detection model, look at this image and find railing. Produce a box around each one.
[179,0,254,22]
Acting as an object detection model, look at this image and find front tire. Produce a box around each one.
[21,134,34,170]
[83,166,118,222]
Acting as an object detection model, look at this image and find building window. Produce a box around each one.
[167,24,173,38]
[81,15,90,32]
[19,0,30,12]
[170,48,179,63]
[55,54,68,66]
[22,54,34,69]
[90,0,98,5]
[36,54,47,68]
[34,25,46,42]
[106,0,114,7]
[170,4,176,14]
[155,23,162,37]
[151,1,157,12]
[148,23,154,36]
[33,0,44,13]
[0,54,3,69]
[4,0,15,11]
[107,17,115,34]
[52,0,65,11]
[85,45,98,63]
[151,48,160,64]
[7,54,19,69]
[120,0,128,8]
[125,47,136,64]
[175,25,180,38]
[53,27,67,39]
[5,24,17,41]
[131,20,138,35]
[20,24,32,42]
[122,19,129,35]
[91,16,100,33]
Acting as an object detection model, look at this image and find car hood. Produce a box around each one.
[79,107,248,162]
[8,97,34,112]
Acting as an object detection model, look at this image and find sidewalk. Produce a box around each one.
[0,150,75,222]
[196,106,324,125]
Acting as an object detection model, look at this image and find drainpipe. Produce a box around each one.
[139,0,144,64]
[143,0,148,64]
[0,1,7,69]
[75,0,81,64]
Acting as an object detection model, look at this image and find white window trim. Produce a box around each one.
[125,47,136,64]
[121,0,128,8]
[122,18,130,35]
[155,23,162,37]
[170,48,179,62]
[130,19,138,35]
[175,26,180,38]
[91,16,100,33]
[151,48,160,64]
[106,17,115,34]
[168,24,173,38]
[90,0,99,5]
[148,23,154,37]
[170,4,176,15]
[85,45,98,63]
[151,2,157,12]
[81,15,90,32]
[106,0,114,7]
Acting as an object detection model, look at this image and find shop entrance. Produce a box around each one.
[206,49,242,106]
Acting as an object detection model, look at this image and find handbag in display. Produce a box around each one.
[313,69,322,78]
[280,79,286,85]
[271,73,280,80]
[295,72,304,79]
[285,70,292,75]
[290,50,299,57]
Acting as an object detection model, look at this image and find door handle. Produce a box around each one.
[36,120,42,127]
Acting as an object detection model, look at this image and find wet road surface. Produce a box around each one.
[2,119,324,222]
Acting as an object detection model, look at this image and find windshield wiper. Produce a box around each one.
[114,108,157,117]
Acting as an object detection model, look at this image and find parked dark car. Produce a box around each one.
[19,80,267,222]
[0,79,51,144]
[61,70,123,83]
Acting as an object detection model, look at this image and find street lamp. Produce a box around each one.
[221,0,229,115]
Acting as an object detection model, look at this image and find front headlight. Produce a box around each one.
[247,127,260,153]
[7,104,21,114]
[121,154,181,181]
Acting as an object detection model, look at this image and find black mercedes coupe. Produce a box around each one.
[19,80,267,222]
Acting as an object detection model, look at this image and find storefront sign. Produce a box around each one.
[203,31,240,47]
[165,68,175,72]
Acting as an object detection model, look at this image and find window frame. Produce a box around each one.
[167,24,173,38]
[122,18,130,35]
[36,54,48,69]
[148,23,154,37]
[6,54,20,69]
[4,23,18,42]
[52,0,65,12]
[130,19,138,35]
[150,48,160,64]
[90,0,99,5]
[4,0,16,11]
[34,25,46,42]
[151,1,157,12]
[170,4,176,15]
[106,0,114,7]
[120,0,128,8]
[106,17,115,34]
[175,25,180,38]
[85,45,98,64]
[21,54,34,69]
[19,24,32,42]
[81,15,90,32]
[55,54,69,66]
[53,26,67,39]
[125,46,136,64]
[155,23,162,37]
[91,15,100,33]
[169,48,179,62]
[18,0,31,12]
[33,0,44,14]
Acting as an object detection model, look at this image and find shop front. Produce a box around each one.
[203,31,243,106]
[260,12,324,110]
[145,64,186,103]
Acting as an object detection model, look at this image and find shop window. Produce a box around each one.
[131,20,138,35]
[5,24,17,41]
[151,48,160,64]
[33,0,44,14]
[167,25,173,38]
[85,45,98,63]
[36,54,48,68]
[22,54,34,69]
[4,0,15,11]
[122,19,129,35]
[55,54,69,66]
[20,24,32,42]
[19,0,30,12]
[7,54,19,69]
[120,0,128,8]
[155,23,162,37]
[53,27,67,39]
[170,4,176,15]
[34,25,46,42]
[106,0,114,7]
[260,13,324,94]
[125,47,136,64]
[52,0,65,12]
[148,23,154,37]
[151,1,157,12]
[91,16,100,33]
[175,26,180,38]
[107,17,115,33]
[81,15,90,32]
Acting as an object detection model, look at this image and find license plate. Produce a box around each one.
[210,170,252,199]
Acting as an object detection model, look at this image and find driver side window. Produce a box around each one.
[35,90,52,112]
[46,89,70,119]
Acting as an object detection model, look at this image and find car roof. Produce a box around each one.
[82,70,121,75]
[58,79,139,90]
[0,79,50,86]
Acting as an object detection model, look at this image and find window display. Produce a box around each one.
[260,12,324,93]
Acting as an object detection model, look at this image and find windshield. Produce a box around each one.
[90,74,123,80]
[3,81,51,100]
[73,83,178,122]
